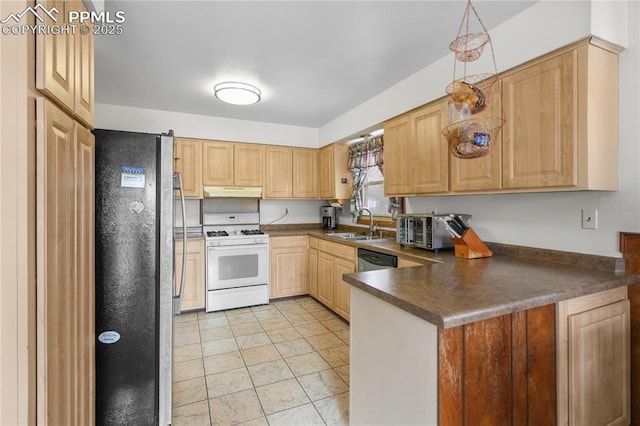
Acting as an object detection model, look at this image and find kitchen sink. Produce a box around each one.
[324,232,384,241]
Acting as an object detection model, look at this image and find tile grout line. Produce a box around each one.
[175,296,349,425]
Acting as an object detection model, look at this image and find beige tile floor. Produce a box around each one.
[172,296,350,426]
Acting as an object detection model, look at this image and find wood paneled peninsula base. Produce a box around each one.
[344,250,637,425]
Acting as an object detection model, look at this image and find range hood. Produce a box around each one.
[203,186,263,198]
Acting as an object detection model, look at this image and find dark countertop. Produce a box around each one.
[265,224,639,329]
[343,252,638,328]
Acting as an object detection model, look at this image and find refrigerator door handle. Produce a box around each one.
[173,173,187,315]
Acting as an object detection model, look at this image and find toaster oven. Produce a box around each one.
[396,213,471,251]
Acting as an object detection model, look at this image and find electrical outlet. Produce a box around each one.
[581,209,597,229]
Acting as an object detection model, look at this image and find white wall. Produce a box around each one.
[95,103,318,148]
[259,199,327,225]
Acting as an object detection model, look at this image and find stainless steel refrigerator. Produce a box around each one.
[94,129,186,425]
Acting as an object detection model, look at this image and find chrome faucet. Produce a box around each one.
[354,207,374,235]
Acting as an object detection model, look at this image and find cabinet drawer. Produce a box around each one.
[270,236,307,249]
[318,239,356,261]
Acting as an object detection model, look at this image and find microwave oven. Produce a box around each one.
[396,213,471,251]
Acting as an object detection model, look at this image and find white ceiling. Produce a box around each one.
[95,1,537,129]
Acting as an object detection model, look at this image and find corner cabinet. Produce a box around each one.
[313,239,355,321]
[319,144,352,201]
[502,38,619,191]
[269,236,309,298]
[174,138,203,198]
[175,239,206,311]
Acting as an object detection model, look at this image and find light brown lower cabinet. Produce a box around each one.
[269,236,309,299]
[311,239,355,321]
[557,287,630,426]
[175,239,206,311]
[308,237,319,298]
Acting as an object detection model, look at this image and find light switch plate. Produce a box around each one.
[581,209,597,229]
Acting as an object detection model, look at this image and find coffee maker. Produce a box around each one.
[321,206,339,230]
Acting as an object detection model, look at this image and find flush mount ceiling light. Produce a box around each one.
[214,82,261,105]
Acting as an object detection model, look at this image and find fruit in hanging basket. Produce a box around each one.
[450,81,486,114]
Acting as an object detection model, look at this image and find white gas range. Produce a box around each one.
[203,212,269,312]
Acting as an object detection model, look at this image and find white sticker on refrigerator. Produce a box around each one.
[121,166,145,188]
[98,330,121,344]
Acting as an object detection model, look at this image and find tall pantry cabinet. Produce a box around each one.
[35,1,96,424]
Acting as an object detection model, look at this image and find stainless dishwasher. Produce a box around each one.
[358,248,398,271]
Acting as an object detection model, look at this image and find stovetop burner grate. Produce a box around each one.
[241,229,264,235]
[206,230,229,238]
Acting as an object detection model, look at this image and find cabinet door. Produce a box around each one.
[319,145,335,198]
[235,143,264,187]
[317,251,334,309]
[37,97,91,425]
[333,258,354,321]
[269,237,308,298]
[293,148,319,198]
[450,81,502,192]
[73,0,94,128]
[75,122,95,426]
[264,146,293,198]
[502,49,578,189]
[568,300,630,426]
[174,138,203,198]
[308,247,318,298]
[202,141,234,186]
[36,0,75,115]
[383,114,413,195]
[411,101,449,194]
[175,239,205,311]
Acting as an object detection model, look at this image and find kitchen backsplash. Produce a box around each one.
[174,198,202,227]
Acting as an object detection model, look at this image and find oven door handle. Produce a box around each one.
[173,173,187,315]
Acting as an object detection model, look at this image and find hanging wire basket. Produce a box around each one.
[442,117,505,159]
[449,32,490,62]
[443,0,504,159]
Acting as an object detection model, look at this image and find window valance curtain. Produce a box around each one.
[347,136,404,219]
[348,136,383,212]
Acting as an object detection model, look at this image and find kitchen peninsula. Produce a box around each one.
[343,247,637,425]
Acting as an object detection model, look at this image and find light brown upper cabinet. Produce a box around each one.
[383,114,413,195]
[319,144,352,201]
[502,38,618,191]
[293,148,320,198]
[235,143,264,187]
[202,141,264,187]
[384,37,619,197]
[174,138,203,198]
[37,0,94,129]
[264,146,320,199]
[264,146,293,198]
[449,80,503,193]
[384,99,449,196]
